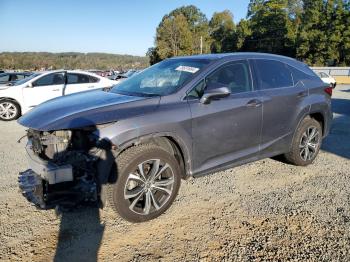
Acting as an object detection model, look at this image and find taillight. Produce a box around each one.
[324,86,333,96]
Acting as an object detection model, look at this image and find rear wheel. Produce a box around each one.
[108,144,181,222]
[0,100,21,121]
[284,117,322,166]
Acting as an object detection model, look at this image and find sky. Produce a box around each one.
[0,0,250,56]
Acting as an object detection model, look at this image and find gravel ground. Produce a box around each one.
[0,85,350,262]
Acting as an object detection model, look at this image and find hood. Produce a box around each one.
[18,90,160,131]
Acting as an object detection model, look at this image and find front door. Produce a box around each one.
[22,72,65,109]
[188,60,263,174]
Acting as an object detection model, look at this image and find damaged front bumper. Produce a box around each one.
[19,140,93,210]
[18,169,46,208]
[18,141,75,209]
[24,140,73,184]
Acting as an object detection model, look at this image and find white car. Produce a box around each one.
[317,72,337,88]
[0,70,115,121]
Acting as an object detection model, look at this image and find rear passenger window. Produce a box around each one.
[254,60,293,89]
[15,74,25,80]
[206,61,252,94]
[67,73,99,84]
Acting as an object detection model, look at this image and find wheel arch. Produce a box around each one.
[116,133,191,179]
[290,109,326,150]
[309,112,325,135]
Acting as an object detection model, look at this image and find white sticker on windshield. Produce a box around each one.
[175,66,199,74]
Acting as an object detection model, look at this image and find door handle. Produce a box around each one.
[297,91,308,98]
[52,89,60,91]
[87,86,95,88]
[246,99,262,108]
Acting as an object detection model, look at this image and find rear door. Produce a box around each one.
[22,72,65,108]
[188,60,263,173]
[252,59,308,154]
[64,73,101,95]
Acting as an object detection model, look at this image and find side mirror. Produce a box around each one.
[200,86,231,104]
[26,82,33,88]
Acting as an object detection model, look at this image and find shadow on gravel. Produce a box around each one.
[54,208,104,262]
[322,98,350,159]
[50,119,117,262]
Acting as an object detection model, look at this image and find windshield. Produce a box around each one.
[14,73,41,86]
[111,59,211,96]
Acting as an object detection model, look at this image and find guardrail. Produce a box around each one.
[311,67,350,76]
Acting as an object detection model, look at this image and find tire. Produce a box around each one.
[0,99,21,121]
[108,144,181,223]
[284,117,322,166]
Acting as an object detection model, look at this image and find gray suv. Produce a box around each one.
[18,53,332,222]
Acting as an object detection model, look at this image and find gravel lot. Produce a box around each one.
[1,85,350,262]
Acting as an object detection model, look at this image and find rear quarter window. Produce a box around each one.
[287,65,319,85]
[89,75,99,83]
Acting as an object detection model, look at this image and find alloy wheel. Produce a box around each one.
[299,126,320,161]
[0,102,18,120]
[124,159,175,215]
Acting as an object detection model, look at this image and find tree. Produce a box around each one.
[342,0,350,65]
[296,0,348,66]
[209,10,236,53]
[246,0,297,56]
[146,47,161,65]
[165,5,211,54]
[236,19,252,51]
[155,14,193,59]
[149,5,211,62]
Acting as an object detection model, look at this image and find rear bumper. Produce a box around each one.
[25,141,73,184]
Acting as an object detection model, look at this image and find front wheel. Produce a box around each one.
[284,117,322,166]
[108,144,181,223]
[0,100,21,121]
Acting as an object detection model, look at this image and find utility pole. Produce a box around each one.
[200,36,203,54]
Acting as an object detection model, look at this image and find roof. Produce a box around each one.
[171,52,298,62]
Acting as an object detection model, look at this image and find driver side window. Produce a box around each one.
[187,61,252,99]
[33,73,64,87]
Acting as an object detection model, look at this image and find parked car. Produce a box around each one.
[0,72,33,85]
[0,70,115,120]
[317,72,337,88]
[18,53,332,223]
[109,69,140,82]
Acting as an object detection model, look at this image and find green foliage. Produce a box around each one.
[246,0,297,56]
[209,10,236,53]
[0,52,149,70]
[156,14,193,59]
[297,0,349,65]
[235,19,252,50]
[152,5,211,61]
[148,1,350,66]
